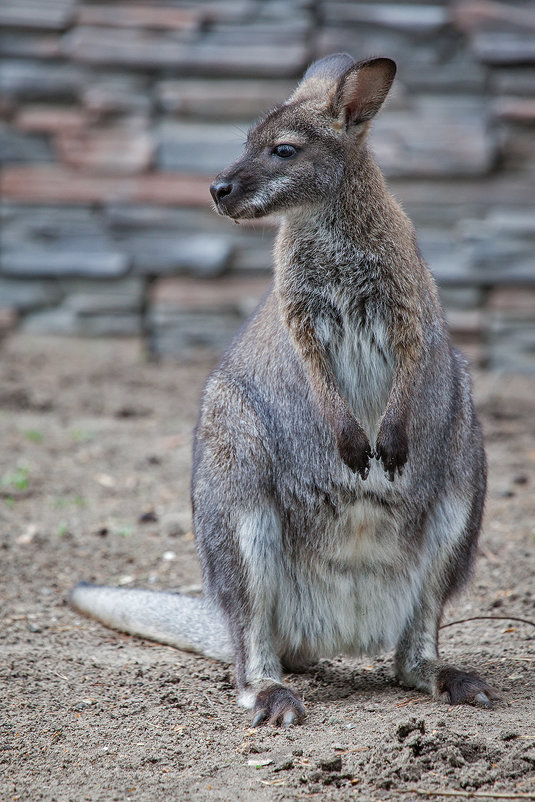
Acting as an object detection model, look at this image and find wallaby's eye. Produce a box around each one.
[272,144,298,159]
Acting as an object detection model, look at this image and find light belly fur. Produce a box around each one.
[274,499,423,662]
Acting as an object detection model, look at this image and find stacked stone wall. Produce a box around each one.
[1,0,534,369]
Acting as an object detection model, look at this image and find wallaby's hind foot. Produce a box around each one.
[251,684,306,727]
[395,656,497,709]
[436,667,497,707]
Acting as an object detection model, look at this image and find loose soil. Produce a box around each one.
[1,334,534,801]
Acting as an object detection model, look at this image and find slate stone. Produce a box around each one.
[439,286,483,312]
[104,204,220,233]
[75,4,202,31]
[126,234,232,277]
[0,277,63,310]
[491,68,535,97]
[62,28,306,77]
[0,0,75,30]
[0,127,54,164]
[21,307,142,336]
[0,32,62,59]
[0,250,129,278]
[60,277,145,313]
[19,306,78,334]
[323,3,449,34]
[486,321,535,373]
[0,59,86,100]
[82,75,152,116]
[148,314,242,355]
[373,116,494,178]
[156,79,291,120]
[472,32,535,65]
[155,121,246,173]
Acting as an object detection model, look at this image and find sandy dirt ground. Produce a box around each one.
[1,333,534,802]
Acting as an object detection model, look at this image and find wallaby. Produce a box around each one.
[71,53,495,726]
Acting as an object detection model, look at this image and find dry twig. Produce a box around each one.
[440,615,535,630]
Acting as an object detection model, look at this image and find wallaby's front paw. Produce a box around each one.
[252,684,305,727]
[436,667,498,708]
[375,418,408,481]
[336,416,373,479]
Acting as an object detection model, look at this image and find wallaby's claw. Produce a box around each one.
[283,710,296,727]
[252,710,268,727]
[252,684,305,727]
[474,692,492,708]
[375,418,408,481]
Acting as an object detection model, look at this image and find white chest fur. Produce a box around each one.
[319,308,394,439]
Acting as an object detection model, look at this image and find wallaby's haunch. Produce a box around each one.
[71,54,495,726]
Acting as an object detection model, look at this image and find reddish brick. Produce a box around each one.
[16,105,87,134]
[76,4,203,31]
[150,276,270,310]
[493,98,535,123]
[0,307,18,334]
[55,125,153,174]
[487,287,535,314]
[0,166,211,207]
[452,1,535,34]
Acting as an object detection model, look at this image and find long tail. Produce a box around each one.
[69,582,233,663]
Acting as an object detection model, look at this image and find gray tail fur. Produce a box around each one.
[69,582,233,663]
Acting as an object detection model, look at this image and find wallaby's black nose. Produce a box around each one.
[210,181,233,203]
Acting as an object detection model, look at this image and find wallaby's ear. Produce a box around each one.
[288,53,355,102]
[331,57,396,127]
[301,53,355,85]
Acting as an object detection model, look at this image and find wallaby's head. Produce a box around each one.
[210,54,396,220]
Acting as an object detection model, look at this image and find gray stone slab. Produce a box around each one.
[491,68,535,97]
[156,79,292,120]
[473,32,535,65]
[127,234,232,278]
[76,313,142,336]
[82,74,152,116]
[148,312,242,353]
[372,97,495,178]
[0,277,62,310]
[21,307,142,336]
[20,306,77,334]
[155,121,245,173]
[0,0,75,30]
[104,204,222,233]
[0,127,54,164]
[60,277,146,313]
[1,250,129,278]
[487,321,535,373]
[0,59,86,100]
[63,28,307,77]
[439,286,483,312]
[323,3,449,33]
[0,32,62,59]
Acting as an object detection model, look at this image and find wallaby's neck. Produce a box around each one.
[277,147,417,269]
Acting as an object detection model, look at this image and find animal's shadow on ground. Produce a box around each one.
[288,658,400,704]
[285,655,528,705]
